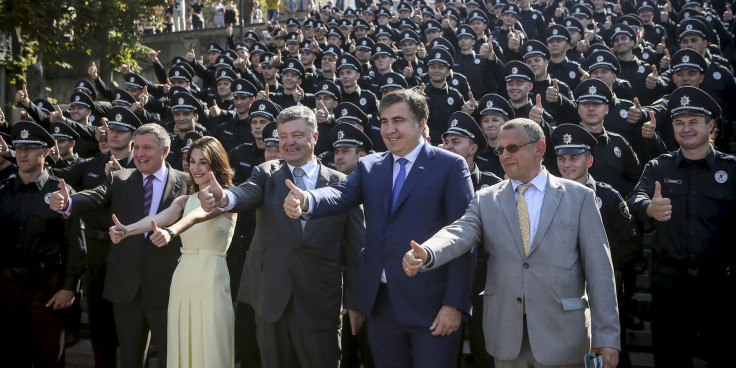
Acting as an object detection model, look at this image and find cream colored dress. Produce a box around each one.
[167,195,236,368]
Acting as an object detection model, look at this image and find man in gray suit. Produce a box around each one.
[403,118,621,367]
[199,105,365,368]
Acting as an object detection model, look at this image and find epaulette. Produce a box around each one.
[716,152,736,162]
[657,151,676,159]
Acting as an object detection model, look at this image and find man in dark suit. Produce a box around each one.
[49,123,189,368]
[283,89,476,368]
[199,105,364,368]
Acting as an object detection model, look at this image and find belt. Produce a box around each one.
[180,248,226,257]
[0,261,61,280]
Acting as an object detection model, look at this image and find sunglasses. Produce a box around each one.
[494,140,538,155]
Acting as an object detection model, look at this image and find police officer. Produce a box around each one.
[453,24,500,100]
[51,107,141,368]
[546,24,585,92]
[167,92,204,170]
[179,131,203,173]
[228,99,280,184]
[0,121,86,367]
[551,123,641,368]
[318,103,374,169]
[312,80,343,155]
[609,22,656,105]
[574,78,641,195]
[627,86,736,367]
[441,111,501,368]
[0,132,18,185]
[264,58,313,109]
[331,122,373,174]
[49,122,82,169]
[211,78,258,152]
[522,40,578,126]
[468,93,515,177]
[207,67,239,130]
[366,43,399,96]
[422,48,466,145]
[336,54,379,116]
[49,91,101,159]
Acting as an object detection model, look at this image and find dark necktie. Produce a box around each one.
[143,175,155,217]
[390,158,408,214]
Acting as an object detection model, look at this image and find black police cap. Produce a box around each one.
[181,131,203,153]
[546,25,571,43]
[502,3,520,16]
[610,23,636,42]
[106,107,143,132]
[426,48,453,67]
[550,123,597,155]
[443,111,488,152]
[215,55,234,69]
[112,89,137,106]
[668,86,721,119]
[335,102,368,125]
[585,50,620,74]
[563,17,585,34]
[327,26,346,43]
[323,44,342,57]
[373,43,396,59]
[574,78,613,104]
[399,30,420,44]
[337,54,361,72]
[379,72,409,91]
[249,99,281,121]
[74,80,97,101]
[244,31,260,42]
[215,68,238,82]
[522,40,550,60]
[314,80,342,101]
[422,20,442,33]
[171,92,200,112]
[281,58,306,78]
[457,25,478,40]
[333,122,373,152]
[426,37,456,57]
[571,4,592,19]
[670,49,707,74]
[231,79,258,97]
[286,17,301,28]
[678,18,709,41]
[503,61,535,82]
[11,121,55,148]
[468,9,489,24]
[50,122,80,141]
[124,73,146,90]
[262,122,280,147]
[34,99,54,115]
[208,42,225,54]
[70,91,94,109]
[169,65,193,82]
[478,93,515,119]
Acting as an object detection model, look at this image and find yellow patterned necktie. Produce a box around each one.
[517,183,533,255]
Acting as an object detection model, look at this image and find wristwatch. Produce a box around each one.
[161,227,176,238]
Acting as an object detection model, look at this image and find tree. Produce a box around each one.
[0,0,165,102]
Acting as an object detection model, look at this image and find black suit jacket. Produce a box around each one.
[69,164,190,306]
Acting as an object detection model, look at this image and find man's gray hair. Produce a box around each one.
[500,118,545,143]
[134,123,171,148]
[276,105,317,135]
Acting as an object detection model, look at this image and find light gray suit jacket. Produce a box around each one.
[423,174,620,365]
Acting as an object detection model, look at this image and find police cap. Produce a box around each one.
[281,58,305,78]
[181,131,203,153]
[337,54,361,72]
[74,80,97,100]
[457,25,478,40]
[323,44,342,57]
[670,49,707,74]
[522,40,550,60]
[315,80,342,101]
[574,78,612,104]
[231,79,258,97]
[333,123,373,151]
[668,86,721,119]
[208,42,225,54]
[249,99,281,121]
[70,91,94,109]
[171,92,200,112]
[503,60,535,82]
[585,50,620,74]
[373,43,396,58]
[215,68,238,82]
[546,24,571,43]
[124,73,146,90]
[168,65,193,82]
[107,107,142,132]
[11,121,55,148]
[262,122,280,147]
[50,122,80,141]
[335,102,368,125]
[550,123,597,155]
[379,72,409,91]
[478,93,515,119]
[426,48,453,67]
[443,111,488,152]
[112,89,137,106]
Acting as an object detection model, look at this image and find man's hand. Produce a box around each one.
[627,98,643,124]
[95,119,109,143]
[15,84,30,107]
[209,100,222,117]
[342,309,366,335]
[529,95,544,125]
[508,30,520,52]
[185,48,196,63]
[88,62,99,79]
[403,60,414,78]
[49,104,65,124]
[316,100,330,124]
[659,49,671,70]
[149,220,171,247]
[590,347,619,368]
[46,290,75,310]
[109,214,128,244]
[119,63,131,75]
[646,181,672,222]
[256,84,270,100]
[0,134,10,157]
[283,179,308,219]
[462,92,477,115]
[293,85,305,102]
[578,66,590,82]
[417,42,427,59]
[546,79,560,104]
[106,154,122,175]
[49,179,70,212]
[641,111,656,139]
[49,141,61,162]
[403,240,428,276]
[656,37,666,54]
[645,65,659,90]
[430,305,461,336]
[148,49,162,63]
[199,171,227,212]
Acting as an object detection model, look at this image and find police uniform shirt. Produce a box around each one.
[471,162,502,191]
[211,115,255,153]
[0,163,18,185]
[603,95,669,164]
[418,70,472,101]
[474,147,505,178]
[530,77,577,126]
[453,51,501,100]
[339,86,379,116]
[588,129,641,196]
[206,98,237,131]
[268,85,315,110]
[518,7,546,42]
[618,58,655,105]
[228,142,265,185]
[393,58,428,80]
[628,147,736,270]
[424,83,465,145]
[55,153,82,169]
[0,170,86,290]
[548,58,584,92]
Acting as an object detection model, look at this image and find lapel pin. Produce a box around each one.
[418,166,424,170]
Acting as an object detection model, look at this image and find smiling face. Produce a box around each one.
[278,118,317,167]
[281,71,302,90]
[506,80,532,103]
[380,101,425,157]
[132,133,168,175]
[428,63,450,84]
[174,110,197,134]
[217,80,232,98]
[373,55,393,72]
[69,105,91,123]
[497,126,544,182]
[481,113,507,142]
[188,148,211,187]
[612,34,634,54]
[673,69,704,88]
[672,113,714,150]
[556,153,592,183]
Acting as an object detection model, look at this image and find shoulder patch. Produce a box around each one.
[619,201,631,219]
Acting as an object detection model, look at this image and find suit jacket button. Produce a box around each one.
[516,297,522,303]
[523,263,529,269]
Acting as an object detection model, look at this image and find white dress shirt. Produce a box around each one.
[509,169,548,249]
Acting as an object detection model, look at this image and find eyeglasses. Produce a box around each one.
[494,140,538,155]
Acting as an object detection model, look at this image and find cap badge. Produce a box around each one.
[615,27,620,32]
[682,55,690,63]
[450,119,458,127]
[362,41,367,45]
[596,55,604,62]
[686,24,693,30]
[20,129,29,139]
[487,100,493,108]
[221,71,226,76]
[553,29,558,35]
[259,104,266,111]
[341,108,348,116]
[75,95,80,102]
[54,126,61,133]
[78,82,84,88]
[322,84,329,90]
[511,67,518,74]
[289,62,294,68]
[436,52,441,58]
[116,93,120,99]
[681,95,690,106]
[272,129,279,138]
[342,58,346,63]
[187,138,193,146]
[337,130,345,139]
[130,77,135,82]
[589,86,597,94]
[175,70,180,76]
[178,97,184,105]
[563,133,572,144]
[115,113,123,122]
[237,84,243,90]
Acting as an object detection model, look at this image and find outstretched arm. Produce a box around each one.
[109,195,189,243]
[148,205,235,247]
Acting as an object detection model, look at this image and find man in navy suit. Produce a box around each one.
[284,89,476,367]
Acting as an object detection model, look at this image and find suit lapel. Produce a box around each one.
[390,144,435,217]
[130,170,145,218]
[272,162,303,236]
[528,176,563,257]
[376,152,394,220]
[158,164,184,212]
[499,181,526,257]
[302,165,331,242]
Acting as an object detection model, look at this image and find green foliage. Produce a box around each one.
[0,0,166,83]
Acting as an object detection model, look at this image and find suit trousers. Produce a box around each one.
[255,297,341,368]
[493,316,584,368]
[367,283,462,368]
[84,237,118,368]
[113,289,168,368]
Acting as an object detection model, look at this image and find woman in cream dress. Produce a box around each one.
[110,137,237,367]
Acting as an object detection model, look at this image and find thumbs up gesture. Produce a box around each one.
[50,104,65,123]
[546,79,560,104]
[0,133,10,157]
[508,30,521,52]
[529,94,544,125]
[642,111,657,139]
[149,219,172,247]
[645,65,659,90]
[417,42,427,59]
[15,84,30,107]
[725,4,733,22]
[659,49,671,70]
[656,37,666,54]
[604,16,613,31]
[646,181,672,222]
[209,100,222,117]
[577,34,590,53]
[293,84,305,102]
[462,92,477,115]
[88,62,98,79]
[480,37,495,60]
[105,153,122,175]
[627,98,643,124]
[661,7,670,23]
[49,179,70,212]
[418,83,427,96]
[109,214,129,244]
[283,179,308,219]
[403,60,414,78]
[555,2,564,18]
[199,171,227,212]
[185,48,196,63]
[257,84,270,100]
[148,49,162,62]
[316,100,330,124]
[403,240,428,276]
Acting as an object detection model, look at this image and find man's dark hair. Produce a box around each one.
[379,88,430,125]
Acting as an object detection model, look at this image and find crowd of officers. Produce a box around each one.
[1,0,735,366]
